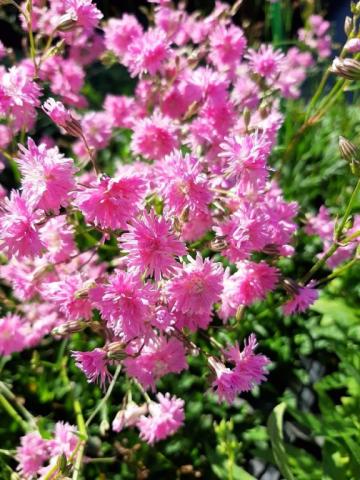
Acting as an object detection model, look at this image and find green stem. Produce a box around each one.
[0,382,36,428]
[0,393,29,433]
[85,365,121,427]
[335,178,360,241]
[316,256,359,286]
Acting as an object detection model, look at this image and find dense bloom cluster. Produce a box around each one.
[0,0,357,473]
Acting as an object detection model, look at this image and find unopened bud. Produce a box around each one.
[106,341,126,360]
[52,320,87,336]
[43,40,65,60]
[339,136,360,176]
[210,237,227,252]
[243,107,251,131]
[282,278,299,296]
[262,244,280,256]
[75,280,96,299]
[56,12,78,32]
[57,453,68,473]
[329,57,360,80]
[351,1,360,16]
[344,16,353,37]
[64,117,83,137]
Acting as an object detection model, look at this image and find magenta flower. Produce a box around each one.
[95,271,158,340]
[283,285,319,315]
[40,216,76,263]
[16,432,49,478]
[0,314,28,356]
[209,24,247,69]
[104,15,143,58]
[246,44,285,78]
[42,97,72,128]
[120,210,186,280]
[72,348,111,388]
[0,190,44,259]
[16,138,76,212]
[137,393,185,444]
[65,0,103,31]
[167,254,224,316]
[74,174,145,230]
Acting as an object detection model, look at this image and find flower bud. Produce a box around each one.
[52,320,87,336]
[344,16,353,37]
[344,38,360,54]
[282,278,299,296]
[210,236,227,252]
[56,12,78,32]
[64,117,83,137]
[329,57,360,80]
[339,136,360,176]
[106,341,126,360]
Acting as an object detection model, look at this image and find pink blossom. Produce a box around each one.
[124,337,187,389]
[74,174,145,230]
[120,209,186,280]
[72,348,111,387]
[104,94,137,129]
[65,0,103,31]
[16,432,49,478]
[42,273,93,320]
[345,38,360,54]
[131,112,178,160]
[137,393,185,444]
[210,334,270,403]
[94,271,158,340]
[0,314,28,356]
[112,402,148,433]
[209,24,247,70]
[104,15,143,58]
[40,216,77,263]
[17,138,76,212]
[220,262,278,320]
[42,97,72,127]
[48,421,78,458]
[246,44,284,78]
[283,285,319,315]
[167,254,224,316]
[0,190,44,259]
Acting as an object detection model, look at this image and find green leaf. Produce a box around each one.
[267,402,295,480]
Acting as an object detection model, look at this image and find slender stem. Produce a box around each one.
[85,456,117,464]
[0,393,29,433]
[335,178,360,241]
[0,382,36,428]
[315,256,359,286]
[85,365,121,427]
[81,134,99,175]
[133,379,152,403]
[72,397,87,480]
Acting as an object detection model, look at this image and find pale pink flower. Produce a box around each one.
[0,190,44,259]
[283,286,319,315]
[137,393,184,444]
[124,337,187,389]
[246,44,284,78]
[220,262,278,320]
[104,15,143,58]
[94,271,158,340]
[40,216,77,263]
[0,314,28,356]
[167,254,224,316]
[120,210,186,280]
[74,174,145,230]
[17,138,76,212]
[65,0,103,31]
[72,348,111,387]
[131,112,178,160]
[16,432,49,478]
[345,38,360,54]
[42,97,72,127]
[112,402,148,433]
[104,94,137,129]
[48,422,78,458]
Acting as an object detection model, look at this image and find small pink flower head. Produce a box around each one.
[48,422,78,458]
[345,38,360,54]
[1,66,41,109]
[283,285,319,315]
[65,0,103,31]
[209,24,247,69]
[157,150,213,215]
[16,431,49,478]
[104,94,137,129]
[94,271,158,340]
[131,112,178,160]
[104,15,143,58]
[0,190,44,259]
[40,216,77,263]
[137,393,185,444]
[210,334,270,404]
[0,314,28,356]
[120,209,186,280]
[220,262,278,320]
[42,273,93,320]
[42,97,72,127]
[126,28,170,77]
[124,336,187,389]
[72,348,111,388]
[112,402,148,433]
[74,174,146,230]
[16,138,76,212]
[246,44,285,79]
[220,133,271,190]
[167,254,224,316]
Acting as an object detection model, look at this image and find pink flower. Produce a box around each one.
[124,337,187,389]
[72,348,111,388]
[210,334,270,404]
[120,210,186,280]
[157,151,213,215]
[126,28,170,77]
[48,422,78,458]
[16,432,49,478]
[137,393,185,444]
[104,94,137,129]
[345,38,360,54]
[209,24,247,69]
[17,138,76,212]
[112,402,148,432]
[0,314,28,356]
[42,273,93,320]
[42,97,72,127]
[40,216,77,263]
[131,112,178,160]
[282,285,319,315]
[220,262,278,320]
[220,133,271,191]
[94,271,158,340]
[104,15,143,58]
[0,190,44,259]
[167,254,224,316]
[74,174,145,230]
[65,0,103,31]
[246,44,284,78]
